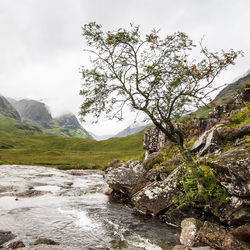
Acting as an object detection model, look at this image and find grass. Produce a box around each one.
[0,129,144,170]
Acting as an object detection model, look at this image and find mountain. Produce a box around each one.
[0,96,41,137]
[113,122,152,138]
[6,97,93,139]
[0,95,21,120]
[8,98,52,127]
[55,113,93,139]
[194,70,250,117]
[214,71,250,103]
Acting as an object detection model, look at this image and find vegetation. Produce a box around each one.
[0,127,144,170]
[0,96,21,120]
[80,22,242,153]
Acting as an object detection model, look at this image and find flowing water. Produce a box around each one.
[0,165,180,249]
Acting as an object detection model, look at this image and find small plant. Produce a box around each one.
[172,164,229,210]
[230,104,250,125]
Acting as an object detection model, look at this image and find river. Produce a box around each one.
[0,165,180,249]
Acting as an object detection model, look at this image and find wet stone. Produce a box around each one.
[0,230,16,246]
[8,240,25,248]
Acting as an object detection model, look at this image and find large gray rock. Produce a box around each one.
[211,196,250,226]
[104,161,147,198]
[208,143,250,197]
[191,127,222,156]
[132,165,183,215]
[229,224,250,249]
[180,218,202,247]
[180,218,246,249]
[143,127,167,153]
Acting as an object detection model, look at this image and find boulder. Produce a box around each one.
[160,204,208,227]
[211,196,250,226]
[196,221,244,250]
[208,143,250,197]
[145,168,159,182]
[180,218,246,249]
[229,224,250,249]
[132,165,183,215]
[143,127,167,153]
[145,166,171,182]
[191,127,222,156]
[172,246,211,250]
[180,218,203,247]
[32,238,59,245]
[104,161,147,198]
[8,240,25,248]
[0,230,16,246]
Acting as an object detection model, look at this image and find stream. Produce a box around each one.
[0,165,180,249]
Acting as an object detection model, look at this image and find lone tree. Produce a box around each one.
[80,22,242,154]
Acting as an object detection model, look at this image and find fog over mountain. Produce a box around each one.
[0,0,250,135]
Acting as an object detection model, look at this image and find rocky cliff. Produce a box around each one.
[5,97,93,139]
[104,86,250,249]
[0,96,21,120]
[8,99,52,127]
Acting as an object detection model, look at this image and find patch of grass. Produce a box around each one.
[167,164,230,214]
[0,130,144,170]
[230,104,250,125]
[0,115,39,136]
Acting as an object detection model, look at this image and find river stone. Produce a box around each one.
[180,218,245,249]
[180,218,203,246]
[16,189,50,197]
[132,165,183,215]
[172,246,211,250]
[8,240,25,248]
[211,195,250,226]
[18,245,86,250]
[229,224,250,249]
[104,161,147,198]
[196,221,244,250]
[32,238,59,245]
[208,143,250,197]
[0,230,15,246]
[191,127,222,156]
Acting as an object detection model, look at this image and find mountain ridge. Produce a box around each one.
[3,97,93,139]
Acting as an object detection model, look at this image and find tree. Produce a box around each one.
[80,22,242,155]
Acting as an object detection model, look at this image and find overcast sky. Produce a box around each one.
[0,0,249,135]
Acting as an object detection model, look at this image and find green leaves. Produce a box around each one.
[80,22,242,146]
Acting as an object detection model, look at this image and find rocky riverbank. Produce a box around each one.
[0,165,180,249]
[104,104,250,249]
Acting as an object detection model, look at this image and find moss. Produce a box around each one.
[229,104,250,125]
[186,137,196,150]
[246,135,250,143]
[169,164,230,212]
[143,152,164,170]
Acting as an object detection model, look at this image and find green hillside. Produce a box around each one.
[0,114,41,136]
[193,72,250,118]
[0,96,21,120]
[7,98,94,139]
[0,128,144,169]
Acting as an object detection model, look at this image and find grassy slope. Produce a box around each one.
[0,127,144,169]
[193,73,250,118]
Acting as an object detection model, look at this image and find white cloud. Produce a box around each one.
[0,0,249,135]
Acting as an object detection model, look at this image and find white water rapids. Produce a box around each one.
[0,165,179,249]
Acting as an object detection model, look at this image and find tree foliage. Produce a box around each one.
[80,22,242,148]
